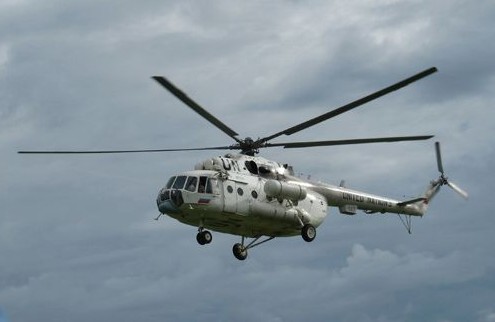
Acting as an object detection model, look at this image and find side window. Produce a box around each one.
[185,176,198,192]
[198,176,207,193]
[209,178,219,194]
[166,176,176,189]
[172,176,187,189]
[198,176,215,194]
[237,187,244,196]
[205,178,212,193]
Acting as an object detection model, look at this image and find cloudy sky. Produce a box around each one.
[1,0,495,321]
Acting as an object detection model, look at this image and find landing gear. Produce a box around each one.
[232,236,275,261]
[232,243,248,260]
[196,230,212,245]
[196,219,212,245]
[301,224,316,242]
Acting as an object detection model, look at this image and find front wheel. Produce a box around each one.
[301,224,316,242]
[196,231,212,245]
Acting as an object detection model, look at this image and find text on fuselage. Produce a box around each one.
[342,192,392,207]
[220,157,242,172]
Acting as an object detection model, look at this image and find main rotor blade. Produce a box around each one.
[18,145,233,154]
[265,135,434,149]
[259,67,438,144]
[152,76,241,143]
[435,141,444,174]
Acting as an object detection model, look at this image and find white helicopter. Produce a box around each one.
[19,67,468,260]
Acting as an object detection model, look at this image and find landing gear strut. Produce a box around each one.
[232,236,275,260]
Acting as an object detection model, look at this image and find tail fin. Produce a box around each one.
[417,142,468,215]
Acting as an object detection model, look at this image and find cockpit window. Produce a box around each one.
[185,176,198,192]
[198,176,207,193]
[166,176,176,189]
[172,176,187,189]
[205,179,212,193]
[198,176,214,194]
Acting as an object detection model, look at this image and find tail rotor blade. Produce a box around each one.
[435,141,444,174]
[447,181,469,199]
[432,142,468,200]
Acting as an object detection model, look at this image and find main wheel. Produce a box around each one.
[301,224,316,242]
[196,231,212,245]
[232,243,248,260]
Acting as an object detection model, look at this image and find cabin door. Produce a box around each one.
[222,179,238,213]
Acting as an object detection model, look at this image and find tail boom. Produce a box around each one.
[286,142,466,218]
[299,182,428,217]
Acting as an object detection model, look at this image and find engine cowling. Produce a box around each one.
[264,180,307,201]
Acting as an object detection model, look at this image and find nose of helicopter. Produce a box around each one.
[156,187,182,214]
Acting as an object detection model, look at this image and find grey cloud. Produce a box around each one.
[1,1,494,321]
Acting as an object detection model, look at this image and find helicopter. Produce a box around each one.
[19,66,468,260]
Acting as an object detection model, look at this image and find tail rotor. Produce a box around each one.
[435,142,468,199]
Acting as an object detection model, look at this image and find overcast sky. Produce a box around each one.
[1,1,495,321]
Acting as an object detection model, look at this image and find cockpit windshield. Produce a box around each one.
[165,176,176,189]
[172,176,187,189]
[164,175,218,194]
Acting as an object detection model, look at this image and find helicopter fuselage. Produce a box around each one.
[156,153,426,239]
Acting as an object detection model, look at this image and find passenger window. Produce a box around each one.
[166,176,176,189]
[172,176,187,189]
[185,176,198,192]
